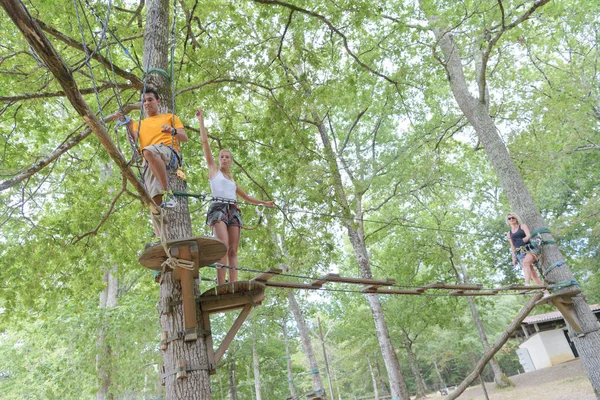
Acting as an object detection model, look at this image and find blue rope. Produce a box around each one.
[545,261,565,275]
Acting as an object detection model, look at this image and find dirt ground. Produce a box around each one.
[423,359,596,400]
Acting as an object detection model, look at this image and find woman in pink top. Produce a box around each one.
[197,109,274,285]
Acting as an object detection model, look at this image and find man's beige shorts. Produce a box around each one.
[142,143,180,198]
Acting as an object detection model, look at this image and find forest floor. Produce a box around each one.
[424,359,595,400]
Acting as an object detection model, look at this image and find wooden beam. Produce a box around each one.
[214,304,253,363]
[318,273,396,286]
[449,291,499,296]
[263,281,322,289]
[497,284,547,291]
[362,288,422,295]
[202,312,216,374]
[252,268,283,282]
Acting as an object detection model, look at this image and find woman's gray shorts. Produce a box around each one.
[206,202,242,228]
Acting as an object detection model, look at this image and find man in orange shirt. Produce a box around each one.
[121,88,187,208]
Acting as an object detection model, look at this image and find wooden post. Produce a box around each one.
[172,245,198,341]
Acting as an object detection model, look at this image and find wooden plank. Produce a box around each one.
[199,289,265,313]
[263,281,323,289]
[319,273,396,286]
[362,288,422,295]
[497,284,547,291]
[536,288,581,306]
[214,304,253,363]
[138,236,226,271]
[417,282,485,292]
[449,291,499,296]
[252,268,283,282]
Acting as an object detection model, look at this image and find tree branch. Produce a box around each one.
[0,103,140,191]
[35,18,143,88]
[0,82,135,102]
[253,0,399,85]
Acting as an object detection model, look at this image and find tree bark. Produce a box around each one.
[401,329,427,398]
[431,19,600,398]
[282,322,298,400]
[287,290,325,396]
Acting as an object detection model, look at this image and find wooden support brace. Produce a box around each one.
[214,304,253,363]
[498,284,547,291]
[174,245,198,340]
[202,312,217,375]
[173,243,200,280]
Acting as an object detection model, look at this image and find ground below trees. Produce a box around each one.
[425,359,595,400]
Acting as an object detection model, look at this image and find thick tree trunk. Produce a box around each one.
[401,330,427,398]
[252,328,263,400]
[432,23,600,398]
[96,267,118,400]
[144,1,211,398]
[313,111,410,400]
[282,322,298,400]
[287,290,325,396]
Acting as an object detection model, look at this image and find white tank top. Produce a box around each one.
[209,170,237,201]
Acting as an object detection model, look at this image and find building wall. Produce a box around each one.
[520,334,552,369]
[540,329,576,365]
[519,329,575,370]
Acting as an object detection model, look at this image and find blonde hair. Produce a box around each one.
[505,212,521,226]
[219,148,233,161]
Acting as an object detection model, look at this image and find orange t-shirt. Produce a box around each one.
[133,114,184,152]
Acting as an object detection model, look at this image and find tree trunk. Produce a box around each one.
[367,355,380,400]
[401,330,427,398]
[287,290,325,396]
[96,267,118,400]
[252,326,263,400]
[282,322,298,400]
[431,22,600,397]
[416,358,430,393]
[318,318,335,400]
[313,111,410,400]
[452,260,511,388]
[229,361,238,400]
[433,360,445,391]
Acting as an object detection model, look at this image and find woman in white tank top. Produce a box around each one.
[197,109,274,285]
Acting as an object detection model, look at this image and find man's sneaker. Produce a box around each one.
[161,192,177,209]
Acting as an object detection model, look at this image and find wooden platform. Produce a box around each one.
[138,236,226,271]
[199,280,266,313]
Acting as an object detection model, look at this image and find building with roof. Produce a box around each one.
[511,304,600,372]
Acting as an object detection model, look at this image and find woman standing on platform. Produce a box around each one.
[506,212,542,286]
[196,108,274,285]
